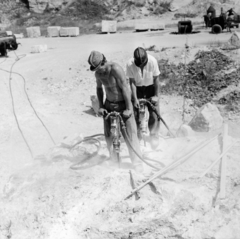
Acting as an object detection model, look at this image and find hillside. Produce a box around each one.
[1,0,240,35]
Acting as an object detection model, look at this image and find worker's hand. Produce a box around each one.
[150,96,158,105]
[98,108,108,117]
[123,109,132,119]
[133,99,140,108]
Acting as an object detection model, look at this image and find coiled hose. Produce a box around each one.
[69,135,103,170]
[118,115,162,170]
[69,113,165,170]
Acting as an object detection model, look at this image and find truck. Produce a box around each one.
[210,15,239,34]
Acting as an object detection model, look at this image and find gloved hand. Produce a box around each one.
[123,109,132,119]
[150,96,158,105]
[133,99,140,109]
[98,108,108,116]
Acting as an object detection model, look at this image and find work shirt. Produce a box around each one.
[126,54,160,87]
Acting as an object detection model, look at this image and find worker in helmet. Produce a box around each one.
[126,47,161,150]
[88,50,143,173]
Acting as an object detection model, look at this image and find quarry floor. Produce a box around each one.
[0,27,240,239]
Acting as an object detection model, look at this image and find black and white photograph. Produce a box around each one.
[0,0,240,238]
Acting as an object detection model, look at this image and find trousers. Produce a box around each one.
[104,99,142,165]
[135,85,160,137]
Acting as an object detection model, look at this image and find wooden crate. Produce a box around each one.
[31,45,48,53]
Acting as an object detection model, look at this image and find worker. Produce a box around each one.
[88,50,143,173]
[226,8,236,20]
[227,8,235,16]
[126,47,161,150]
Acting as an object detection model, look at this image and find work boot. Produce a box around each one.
[150,134,160,150]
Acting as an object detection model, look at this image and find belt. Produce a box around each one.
[106,99,125,104]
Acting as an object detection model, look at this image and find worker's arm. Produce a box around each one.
[111,64,132,117]
[151,75,160,105]
[96,74,107,115]
[153,75,159,97]
[129,77,139,108]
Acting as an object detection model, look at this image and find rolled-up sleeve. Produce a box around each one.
[126,62,133,78]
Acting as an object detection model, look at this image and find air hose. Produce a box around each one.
[118,115,161,170]
[69,136,102,170]
[142,99,175,138]
[69,114,166,170]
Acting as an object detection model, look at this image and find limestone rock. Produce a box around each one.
[150,22,165,30]
[14,33,24,39]
[134,0,146,7]
[188,103,223,132]
[135,23,149,31]
[31,45,48,53]
[214,217,240,239]
[177,124,195,137]
[47,26,61,37]
[101,20,117,33]
[28,0,48,13]
[26,27,41,38]
[59,27,79,37]
[28,0,72,13]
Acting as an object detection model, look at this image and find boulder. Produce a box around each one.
[31,45,48,53]
[101,20,117,33]
[47,26,61,37]
[214,217,240,239]
[28,0,49,13]
[134,0,146,7]
[59,27,79,37]
[188,103,223,132]
[135,23,149,31]
[150,22,165,30]
[6,31,12,36]
[176,124,195,137]
[14,33,24,39]
[26,27,41,38]
[28,0,72,13]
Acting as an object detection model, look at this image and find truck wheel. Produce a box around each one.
[236,24,239,28]
[212,24,222,34]
[0,48,7,57]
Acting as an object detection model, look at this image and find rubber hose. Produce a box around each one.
[146,101,175,137]
[120,125,160,170]
[70,138,101,170]
[71,134,104,149]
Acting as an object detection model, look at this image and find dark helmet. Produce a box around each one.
[133,47,148,67]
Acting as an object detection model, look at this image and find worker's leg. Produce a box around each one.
[133,106,142,140]
[148,100,160,149]
[103,100,117,162]
[103,118,113,153]
[122,110,143,171]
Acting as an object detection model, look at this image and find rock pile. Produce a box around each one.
[218,90,240,111]
[159,49,240,107]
